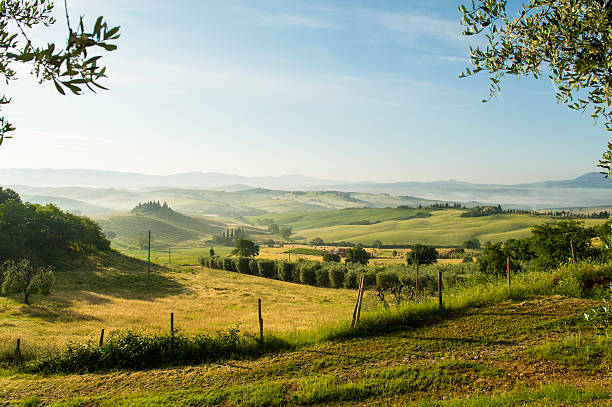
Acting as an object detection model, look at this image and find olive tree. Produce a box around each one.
[0,1,120,146]
[2,259,54,304]
[459,0,612,177]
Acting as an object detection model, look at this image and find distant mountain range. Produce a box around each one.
[1,168,611,210]
[0,168,347,190]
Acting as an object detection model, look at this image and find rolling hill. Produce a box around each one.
[97,202,227,249]
[283,209,607,246]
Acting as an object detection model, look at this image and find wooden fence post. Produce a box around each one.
[170,312,174,338]
[416,260,420,292]
[147,230,151,289]
[99,329,105,347]
[15,338,22,365]
[351,276,365,329]
[570,240,576,262]
[507,256,511,292]
[438,270,443,310]
[258,299,264,342]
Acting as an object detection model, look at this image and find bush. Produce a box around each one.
[376,271,400,291]
[322,252,341,263]
[277,261,296,282]
[249,259,259,275]
[299,262,319,285]
[257,259,277,279]
[477,243,521,276]
[328,265,346,288]
[363,272,377,288]
[234,257,251,274]
[344,270,359,289]
[27,328,291,374]
[462,254,474,263]
[222,258,235,272]
[316,268,330,287]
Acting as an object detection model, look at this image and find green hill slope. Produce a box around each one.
[291,210,607,246]
[249,207,432,230]
[98,202,226,248]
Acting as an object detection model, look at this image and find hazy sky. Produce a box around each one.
[0,0,609,183]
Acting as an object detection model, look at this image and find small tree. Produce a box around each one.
[279,226,293,240]
[463,238,481,250]
[392,250,398,258]
[372,240,384,249]
[406,244,437,265]
[477,242,522,276]
[209,247,215,257]
[232,239,259,257]
[531,220,598,269]
[345,246,370,265]
[310,237,324,246]
[2,259,54,305]
[322,252,341,263]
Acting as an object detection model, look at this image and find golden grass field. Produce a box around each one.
[0,251,356,351]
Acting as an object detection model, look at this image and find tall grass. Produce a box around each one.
[9,261,612,374]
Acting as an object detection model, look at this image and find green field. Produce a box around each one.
[289,210,607,246]
[248,207,431,230]
[119,245,234,265]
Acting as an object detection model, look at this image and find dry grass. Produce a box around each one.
[0,252,356,351]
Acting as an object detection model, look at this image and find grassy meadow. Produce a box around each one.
[0,251,357,351]
[288,210,607,246]
[2,261,612,405]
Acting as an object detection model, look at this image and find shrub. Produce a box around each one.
[322,252,341,262]
[363,272,377,288]
[328,265,346,288]
[234,257,251,274]
[316,268,330,287]
[27,328,292,374]
[344,270,359,289]
[277,261,296,282]
[257,259,277,279]
[249,259,259,275]
[299,262,319,286]
[222,258,235,272]
[477,242,521,276]
[462,254,474,263]
[376,271,400,291]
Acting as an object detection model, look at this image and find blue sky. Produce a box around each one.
[0,0,609,183]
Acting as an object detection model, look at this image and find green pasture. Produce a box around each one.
[248,207,431,230]
[292,210,607,246]
[118,245,234,265]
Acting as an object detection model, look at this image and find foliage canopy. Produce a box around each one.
[232,239,259,257]
[459,0,612,177]
[0,0,120,146]
[2,258,54,304]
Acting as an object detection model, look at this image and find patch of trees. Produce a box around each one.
[211,227,247,246]
[463,238,481,249]
[132,201,172,213]
[461,205,503,218]
[476,220,606,275]
[0,189,111,266]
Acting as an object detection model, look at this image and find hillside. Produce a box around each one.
[287,209,607,246]
[2,262,610,405]
[249,207,432,230]
[98,202,227,248]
